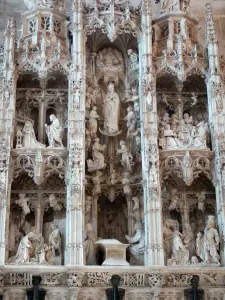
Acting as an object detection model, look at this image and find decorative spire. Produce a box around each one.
[205,3,217,45]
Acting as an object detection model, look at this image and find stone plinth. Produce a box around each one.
[95,239,130,266]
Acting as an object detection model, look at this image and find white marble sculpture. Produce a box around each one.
[45,114,64,148]
[88,106,99,137]
[15,193,30,217]
[196,216,220,265]
[132,197,141,225]
[117,141,134,172]
[124,106,136,137]
[122,171,132,196]
[49,194,63,211]
[92,170,103,196]
[87,138,106,172]
[84,222,97,265]
[127,49,139,71]
[49,224,61,257]
[167,230,190,266]
[21,121,45,149]
[168,188,179,211]
[196,191,205,212]
[125,222,144,265]
[102,82,121,135]
[8,232,34,264]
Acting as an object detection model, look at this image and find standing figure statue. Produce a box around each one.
[15,193,30,217]
[102,82,120,135]
[88,106,99,137]
[49,194,63,211]
[87,138,106,172]
[124,106,136,138]
[49,224,61,257]
[127,49,139,71]
[84,223,97,265]
[196,216,220,265]
[167,230,189,265]
[45,114,64,148]
[117,141,134,172]
[125,222,144,265]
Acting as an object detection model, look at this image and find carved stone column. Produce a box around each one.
[45,288,68,300]
[139,0,164,266]
[65,0,86,265]
[205,4,225,265]
[0,18,17,265]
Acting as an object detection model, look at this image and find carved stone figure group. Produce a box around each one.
[159,112,209,149]
[8,225,62,265]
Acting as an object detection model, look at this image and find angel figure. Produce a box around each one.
[15,193,30,217]
[168,188,179,211]
[124,106,136,137]
[117,141,134,172]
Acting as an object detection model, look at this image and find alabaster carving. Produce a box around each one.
[163,219,179,262]
[17,121,45,149]
[49,224,62,258]
[124,106,137,138]
[87,138,106,172]
[159,112,209,149]
[84,222,97,265]
[167,230,190,266]
[127,49,139,71]
[102,82,121,136]
[15,193,30,217]
[85,196,92,223]
[125,222,144,265]
[92,170,103,196]
[196,216,220,265]
[196,191,205,212]
[132,197,142,225]
[160,0,191,13]
[168,188,179,211]
[49,194,63,211]
[88,106,99,137]
[117,141,134,172]
[45,114,64,148]
[97,48,124,73]
[122,171,132,196]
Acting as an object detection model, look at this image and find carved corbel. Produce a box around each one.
[34,150,44,185]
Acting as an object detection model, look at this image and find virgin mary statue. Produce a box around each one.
[103,82,120,135]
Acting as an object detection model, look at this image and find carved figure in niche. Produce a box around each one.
[163,219,179,262]
[85,129,92,155]
[39,244,51,264]
[15,193,30,217]
[125,222,144,265]
[122,171,131,196]
[132,129,141,149]
[168,188,179,211]
[49,194,63,211]
[85,196,92,223]
[102,82,120,135]
[73,88,80,107]
[146,90,153,109]
[92,170,103,196]
[88,106,99,137]
[8,232,34,264]
[162,112,170,125]
[170,114,179,133]
[97,48,124,72]
[195,121,208,147]
[130,86,139,103]
[167,230,189,266]
[86,85,94,118]
[183,113,193,132]
[127,49,139,71]
[84,222,97,265]
[196,191,205,212]
[87,138,106,172]
[197,216,220,265]
[49,224,61,257]
[117,141,134,172]
[21,121,46,149]
[134,102,140,114]
[164,124,179,148]
[124,106,136,138]
[45,114,64,148]
[177,119,190,144]
[196,232,203,259]
[132,197,141,225]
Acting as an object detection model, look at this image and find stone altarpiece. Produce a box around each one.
[0,0,225,299]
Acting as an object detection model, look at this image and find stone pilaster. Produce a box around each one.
[5,289,26,300]
[0,18,17,265]
[65,0,86,265]
[139,0,164,266]
[205,3,225,265]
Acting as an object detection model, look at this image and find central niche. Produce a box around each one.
[98,194,128,243]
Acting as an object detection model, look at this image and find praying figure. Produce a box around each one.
[22,121,45,149]
[45,114,64,148]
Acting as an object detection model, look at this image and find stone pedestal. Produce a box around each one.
[95,239,130,266]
